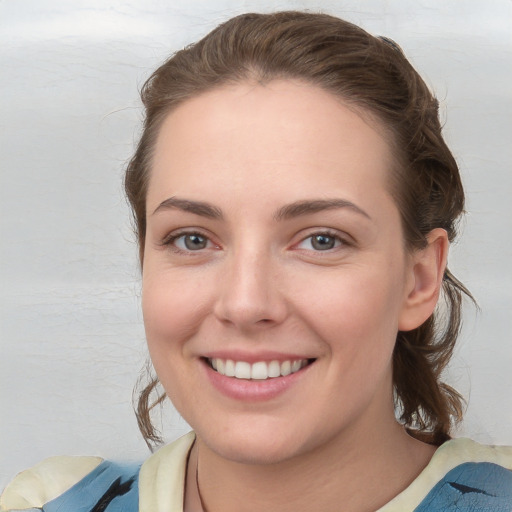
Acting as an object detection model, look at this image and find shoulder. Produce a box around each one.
[1,432,195,512]
[413,438,512,511]
[0,455,103,510]
[430,437,512,468]
[1,456,142,512]
[379,438,512,511]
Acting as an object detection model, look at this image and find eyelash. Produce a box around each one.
[161,229,350,255]
[294,230,348,252]
[161,230,215,255]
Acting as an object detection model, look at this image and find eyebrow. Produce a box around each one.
[153,197,223,219]
[152,197,371,221]
[273,199,371,221]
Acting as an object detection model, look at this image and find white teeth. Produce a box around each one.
[280,360,291,376]
[235,361,251,379]
[209,358,310,380]
[268,360,281,378]
[251,361,268,380]
[225,359,235,377]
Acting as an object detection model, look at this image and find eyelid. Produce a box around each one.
[160,228,219,253]
[292,228,353,252]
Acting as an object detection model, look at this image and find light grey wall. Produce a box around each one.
[1,0,511,487]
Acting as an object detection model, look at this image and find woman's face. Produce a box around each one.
[142,80,422,464]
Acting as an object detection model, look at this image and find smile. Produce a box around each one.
[207,358,311,380]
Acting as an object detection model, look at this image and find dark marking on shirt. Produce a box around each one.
[448,481,495,497]
[90,476,136,512]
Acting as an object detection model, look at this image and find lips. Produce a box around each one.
[208,358,310,380]
[201,353,316,401]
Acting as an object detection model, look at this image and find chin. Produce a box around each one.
[195,418,320,466]
[211,437,300,465]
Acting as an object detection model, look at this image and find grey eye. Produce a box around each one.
[176,234,209,250]
[311,234,337,250]
[296,232,342,252]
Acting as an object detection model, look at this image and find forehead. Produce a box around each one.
[148,80,395,212]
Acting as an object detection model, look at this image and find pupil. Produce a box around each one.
[312,235,334,250]
[185,234,206,250]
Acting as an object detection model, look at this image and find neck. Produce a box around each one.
[188,415,436,512]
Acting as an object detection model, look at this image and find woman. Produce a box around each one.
[2,10,511,512]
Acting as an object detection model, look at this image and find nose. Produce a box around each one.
[213,248,288,330]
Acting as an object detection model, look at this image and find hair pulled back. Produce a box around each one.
[125,11,472,448]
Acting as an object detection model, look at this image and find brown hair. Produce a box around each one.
[125,11,472,448]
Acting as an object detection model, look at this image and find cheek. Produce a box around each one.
[142,267,212,352]
[141,269,213,408]
[292,265,404,358]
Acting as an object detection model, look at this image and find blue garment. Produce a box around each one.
[35,459,511,511]
[415,462,512,511]
[43,460,140,512]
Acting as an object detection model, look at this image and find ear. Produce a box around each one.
[398,228,449,332]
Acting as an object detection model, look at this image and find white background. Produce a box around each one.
[1,0,511,488]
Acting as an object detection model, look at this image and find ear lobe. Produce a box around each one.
[398,228,449,332]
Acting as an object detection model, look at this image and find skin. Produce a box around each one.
[142,80,448,512]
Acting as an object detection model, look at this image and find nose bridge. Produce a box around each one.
[214,239,286,328]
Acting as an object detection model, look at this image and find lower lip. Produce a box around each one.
[202,360,313,401]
